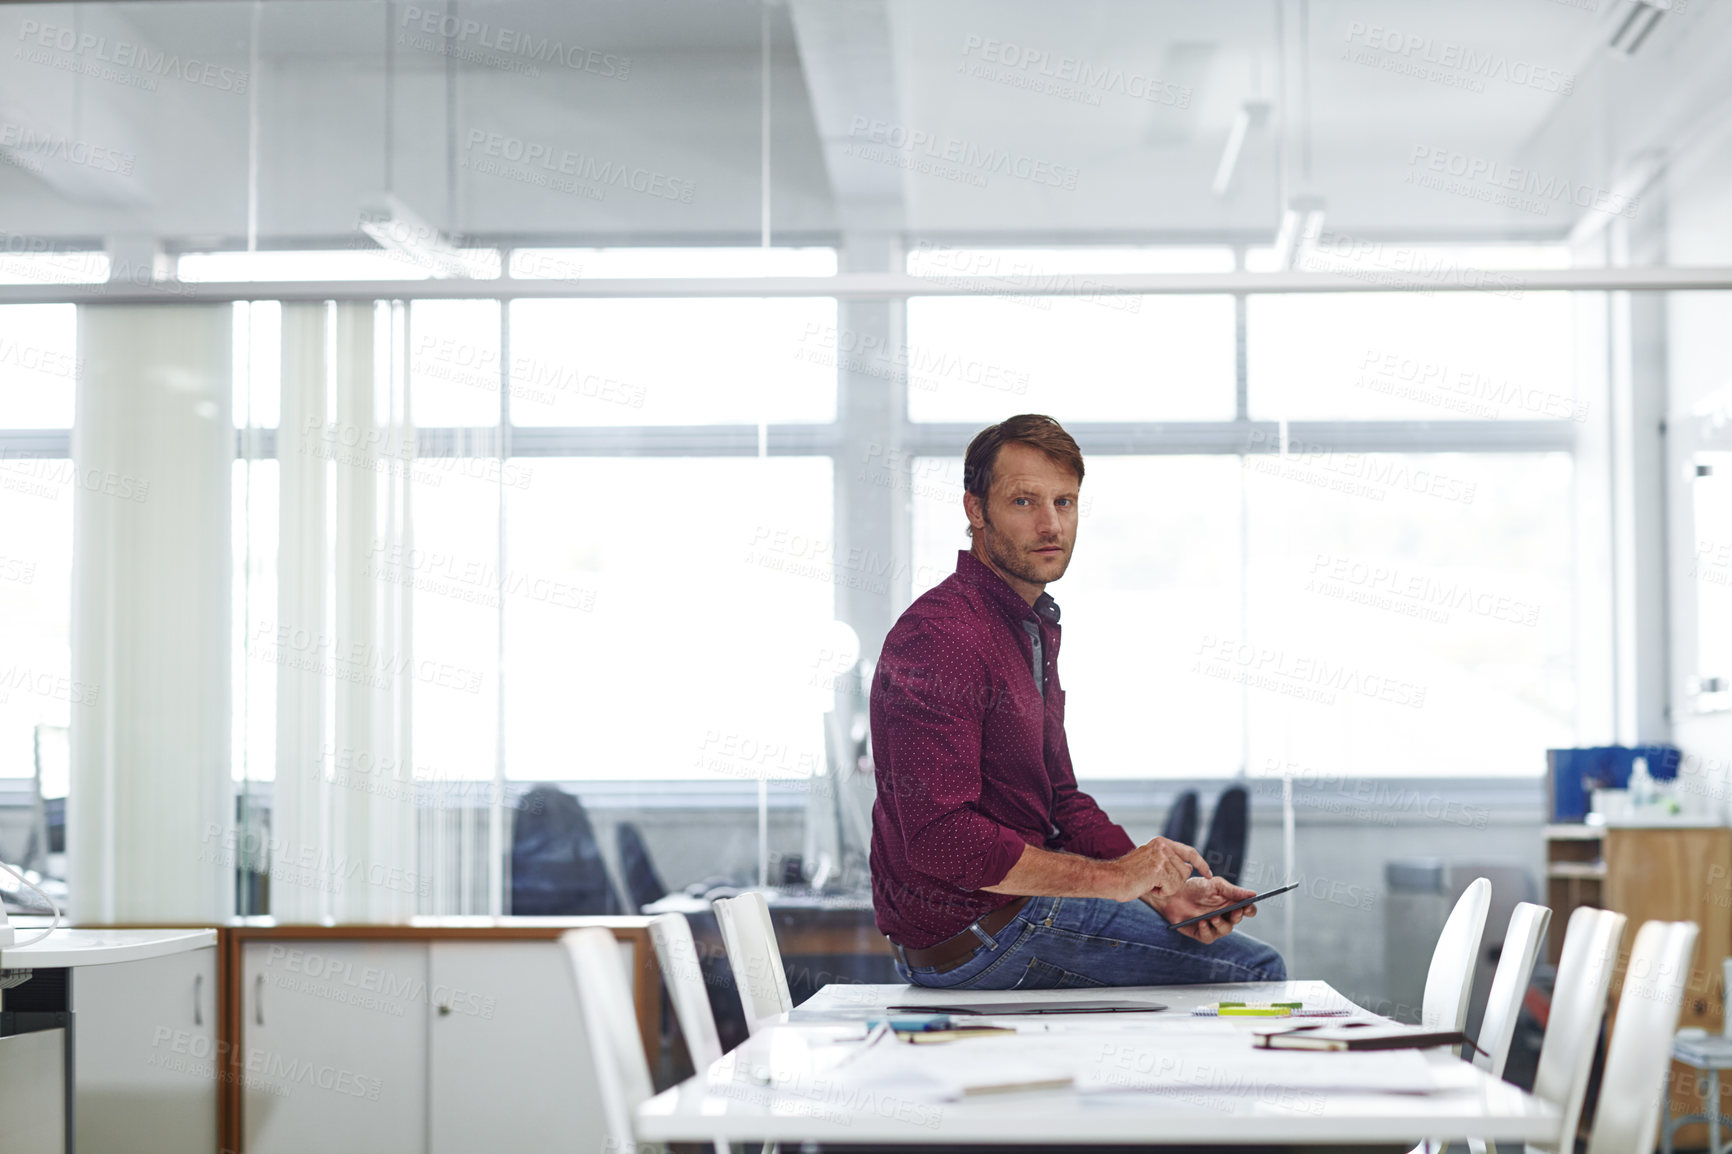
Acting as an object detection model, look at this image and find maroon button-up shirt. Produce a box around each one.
[869,549,1135,948]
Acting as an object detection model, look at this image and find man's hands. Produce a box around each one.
[1098,837,1212,903]
[982,839,1256,944]
[1143,875,1259,944]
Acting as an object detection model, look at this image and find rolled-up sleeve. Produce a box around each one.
[873,618,1031,892]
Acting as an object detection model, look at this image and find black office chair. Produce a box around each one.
[615,821,668,913]
[1201,784,1248,886]
[1162,789,1200,846]
[509,784,624,915]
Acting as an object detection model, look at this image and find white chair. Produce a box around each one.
[1585,920,1700,1154]
[562,928,663,1154]
[649,913,725,1070]
[1423,876,1493,1033]
[1523,905,1629,1154]
[649,914,745,1154]
[714,892,793,1035]
[1475,902,1554,1078]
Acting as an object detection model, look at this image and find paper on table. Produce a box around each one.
[1079,1040,1441,1095]
[823,1034,1074,1100]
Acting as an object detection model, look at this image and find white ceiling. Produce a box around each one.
[0,0,1724,252]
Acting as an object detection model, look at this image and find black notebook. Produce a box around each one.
[885,999,1167,1016]
[1253,1023,1480,1052]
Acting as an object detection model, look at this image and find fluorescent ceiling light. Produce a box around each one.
[357,195,488,279]
[1272,195,1326,270]
[1212,100,1270,198]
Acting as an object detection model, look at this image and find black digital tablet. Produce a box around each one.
[1166,882,1300,930]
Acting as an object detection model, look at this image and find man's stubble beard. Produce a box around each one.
[979,514,1071,587]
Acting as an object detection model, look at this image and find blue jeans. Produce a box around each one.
[894,895,1286,990]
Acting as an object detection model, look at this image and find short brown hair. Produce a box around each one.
[962,414,1084,537]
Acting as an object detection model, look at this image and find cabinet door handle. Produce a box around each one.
[255,973,265,1026]
[194,973,204,1028]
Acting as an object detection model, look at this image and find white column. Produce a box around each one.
[69,305,234,923]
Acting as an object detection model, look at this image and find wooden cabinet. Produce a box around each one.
[74,945,219,1154]
[1544,824,1607,964]
[1604,825,1732,1147]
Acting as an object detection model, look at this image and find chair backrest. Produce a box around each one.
[618,822,669,913]
[562,928,656,1154]
[1525,906,1629,1154]
[1585,920,1700,1154]
[1475,902,1553,1076]
[1423,876,1492,1032]
[713,891,792,1034]
[649,913,724,1069]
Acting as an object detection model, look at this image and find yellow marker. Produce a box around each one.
[1217,1006,1291,1017]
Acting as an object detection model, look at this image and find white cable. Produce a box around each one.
[0,858,62,949]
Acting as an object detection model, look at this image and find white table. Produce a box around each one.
[1662,1033,1732,1154]
[638,980,1560,1147]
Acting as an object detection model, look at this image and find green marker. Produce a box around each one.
[1218,1007,1290,1017]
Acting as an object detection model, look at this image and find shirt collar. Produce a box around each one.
[954,549,1062,629]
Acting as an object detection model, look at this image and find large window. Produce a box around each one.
[0,242,1594,920]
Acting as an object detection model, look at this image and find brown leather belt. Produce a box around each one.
[889,895,1031,974]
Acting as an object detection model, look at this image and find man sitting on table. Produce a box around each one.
[870,414,1286,990]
